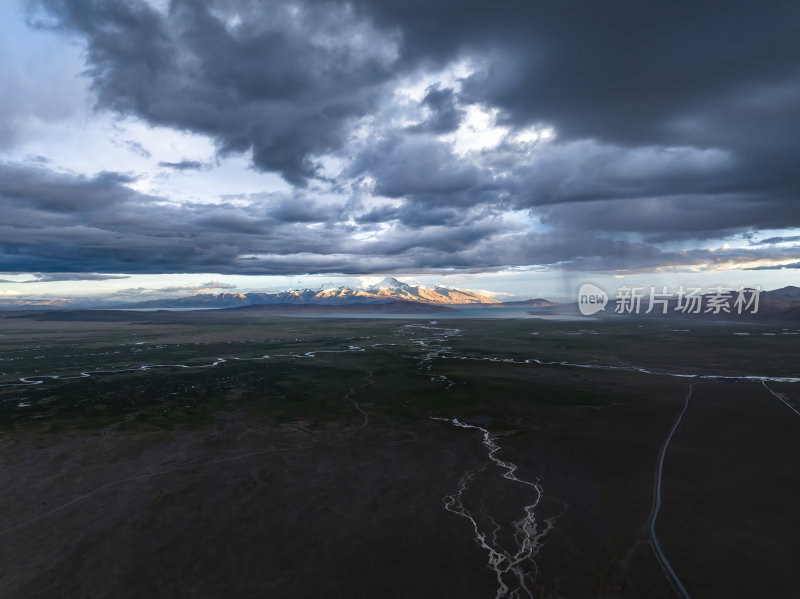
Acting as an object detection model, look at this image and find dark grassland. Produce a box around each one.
[0,313,798,598]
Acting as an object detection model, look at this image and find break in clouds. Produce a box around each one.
[2,0,800,275]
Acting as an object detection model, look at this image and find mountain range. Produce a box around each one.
[3,279,796,318]
[117,277,506,309]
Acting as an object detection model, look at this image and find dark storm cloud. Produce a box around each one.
[0,162,143,211]
[753,236,800,246]
[537,193,800,242]
[268,196,346,224]
[0,162,362,274]
[355,0,800,238]
[0,160,685,275]
[350,135,480,198]
[117,139,151,158]
[347,0,800,149]
[408,85,464,133]
[503,142,736,207]
[3,158,798,277]
[394,204,467,228]
[32,0,800,179]
[354,204,399,225]
[349,131,800,241]
[32,0,401,185]
[747,262,800,271]
[158,159,205,171]
[14,0,800,275]
[0,273,130,283]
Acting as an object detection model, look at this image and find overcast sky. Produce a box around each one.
[1,0,799,302]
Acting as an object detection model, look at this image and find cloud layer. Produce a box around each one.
[1,0,798,276]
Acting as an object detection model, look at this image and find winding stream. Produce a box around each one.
[401,323,561,598]
[430,416,559,599]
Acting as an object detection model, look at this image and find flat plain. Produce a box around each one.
[1,312,798,598]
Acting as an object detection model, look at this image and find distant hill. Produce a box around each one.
[755,286,800,318]
[4,300,456,321]
[494,298,558,308]
[762,285,800,301]
[227,300,456,314]
[0,298,75,310]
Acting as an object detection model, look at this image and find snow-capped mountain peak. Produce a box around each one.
[366,277,412,291]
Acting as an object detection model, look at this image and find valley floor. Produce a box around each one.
[0,314,798,598]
